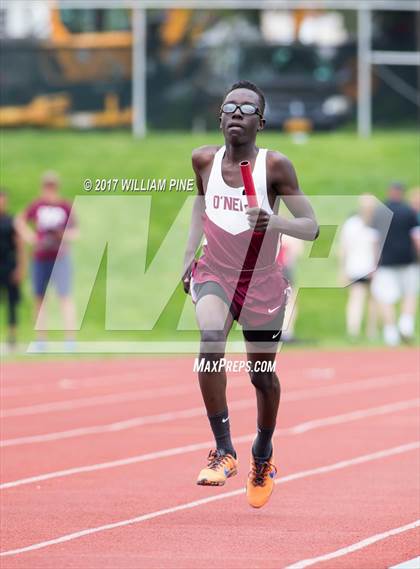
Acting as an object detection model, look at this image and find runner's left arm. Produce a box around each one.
[246,152,319,241]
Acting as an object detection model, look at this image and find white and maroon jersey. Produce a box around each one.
[25,199,75,261]
[201,145,281,272]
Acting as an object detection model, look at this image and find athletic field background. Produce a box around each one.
[1,129,418,349]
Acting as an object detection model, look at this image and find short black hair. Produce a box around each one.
[225,80,266,115]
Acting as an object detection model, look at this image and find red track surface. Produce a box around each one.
[1,348,419,568]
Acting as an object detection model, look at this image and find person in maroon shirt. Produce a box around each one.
[15,171,79,350]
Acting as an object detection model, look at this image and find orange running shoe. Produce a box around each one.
[246,454,277,508]
[196,449,238,486]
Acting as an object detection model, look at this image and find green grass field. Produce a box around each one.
[1,128,418,350]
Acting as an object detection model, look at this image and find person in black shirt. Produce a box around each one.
[0,190,25,350]
[408,187,420,257]
[371,182,419,345]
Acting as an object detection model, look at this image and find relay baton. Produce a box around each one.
[240,160,264,235]
[240,161,258,208]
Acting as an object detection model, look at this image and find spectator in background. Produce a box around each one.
[15,172,78,351]
[371,182,419,346]
[0,190,25,351]
[339,194,379,341]
[408,187,420,257]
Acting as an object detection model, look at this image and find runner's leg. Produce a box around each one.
[195,292,236,454]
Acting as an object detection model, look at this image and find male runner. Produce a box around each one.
[182,80,319,508]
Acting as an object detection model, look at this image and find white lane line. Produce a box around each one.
[1,399,418,489]
[0,400,249,448]
[291,399,420,434]
[1,374,254,417]
[0,442,418,558]
[0,371,154,397]
[1,361,418,448]
[1,391,418,449]
[1,372,415,418]
[0,361,307,397]
[390,556,420,569]
[285,520,420,569]
[0,385,199,418]
[0,362,187,397]
[0,375,241,418]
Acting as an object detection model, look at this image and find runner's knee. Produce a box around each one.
[200,329,227,357]
[250,370,280,395]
